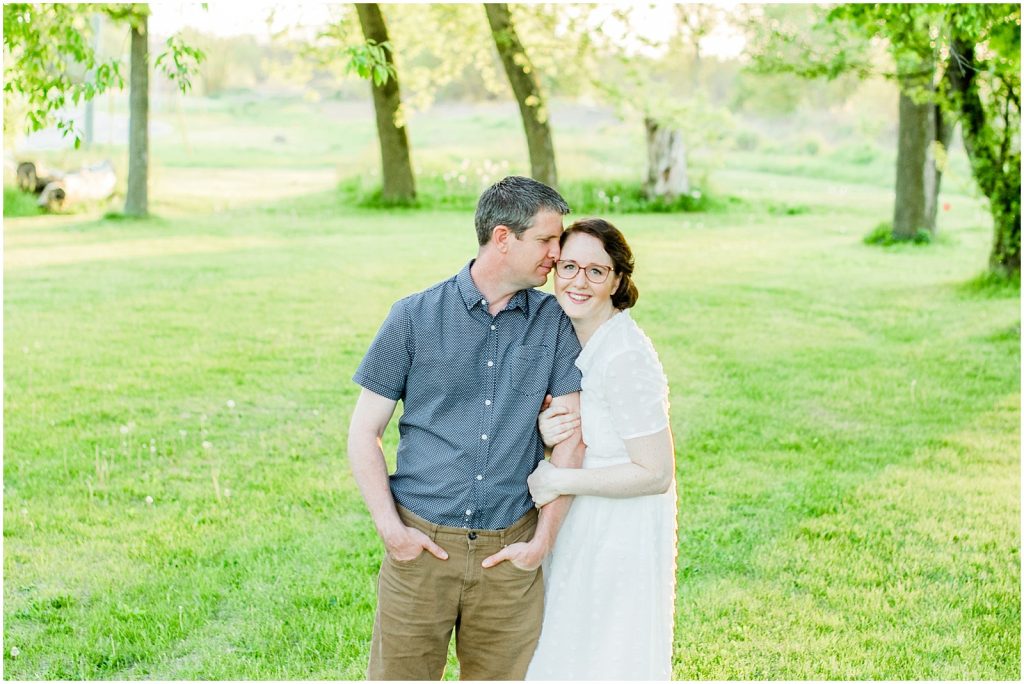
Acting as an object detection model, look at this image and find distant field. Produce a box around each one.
[3,96,1019,679]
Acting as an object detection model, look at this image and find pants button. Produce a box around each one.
[468,532,478,540]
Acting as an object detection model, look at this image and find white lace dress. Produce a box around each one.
[526,310,677,681]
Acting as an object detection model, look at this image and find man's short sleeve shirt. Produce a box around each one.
[353,260,583,529]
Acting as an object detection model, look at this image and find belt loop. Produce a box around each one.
[431,520,440,542]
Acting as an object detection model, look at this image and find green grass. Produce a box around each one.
[864,221,935,246]
[3,95,1020,679]
[4,186,42,218]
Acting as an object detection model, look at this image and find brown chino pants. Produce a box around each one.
[367,505,544,681]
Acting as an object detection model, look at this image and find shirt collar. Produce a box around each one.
[456,260,531,317]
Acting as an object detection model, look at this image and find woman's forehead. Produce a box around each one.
[562,232,610,262]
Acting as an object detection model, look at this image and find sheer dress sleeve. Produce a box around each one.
[604,348,670,441]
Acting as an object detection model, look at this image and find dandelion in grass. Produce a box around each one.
[692,190,702,199]
[180,430,187,438]
[145,496,154,505]
[10,646,19,658]
[120,425,130,435]
[202,441,212,450]
[150,446,157,454]
[612,196,620,205]
[226,399,235,409]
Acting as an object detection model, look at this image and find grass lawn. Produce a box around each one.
[3,97,1020,679]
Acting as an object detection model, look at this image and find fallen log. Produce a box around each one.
[16,161,64,194]
[38,161,116,212]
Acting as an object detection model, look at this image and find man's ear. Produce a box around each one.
[493,224,513,253]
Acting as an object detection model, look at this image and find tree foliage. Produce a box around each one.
[307,11,396,88]
[833,3,1020,276]
[3,4,123,146]
[3,3,204,148]
[748,3,1020,275]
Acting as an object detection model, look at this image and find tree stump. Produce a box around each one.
[644,117,690,201]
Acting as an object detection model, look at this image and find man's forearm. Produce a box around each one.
[531,438,585,552]
[348,432,404,542]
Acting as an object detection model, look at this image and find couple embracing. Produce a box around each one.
[348,176,677,681]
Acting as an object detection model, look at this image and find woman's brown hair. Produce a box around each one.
[561,218,639,309]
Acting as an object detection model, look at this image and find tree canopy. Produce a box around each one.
[3,3,203,147]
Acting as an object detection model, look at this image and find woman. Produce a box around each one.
[526,218,677,681]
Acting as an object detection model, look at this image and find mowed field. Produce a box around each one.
[3,96,1020,679]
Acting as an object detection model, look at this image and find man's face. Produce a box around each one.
[507,210,564,288]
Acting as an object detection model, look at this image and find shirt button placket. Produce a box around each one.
[474,312,499,529]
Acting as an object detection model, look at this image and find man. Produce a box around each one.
[348,176,585,680]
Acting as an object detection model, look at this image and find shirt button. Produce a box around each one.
[466,509,473,516]
[481,299,488,306]
[491,325,496,331]
[476,474,483,480]
[481,434,488,440]
[487,360,494,367]
[485,399,491,406]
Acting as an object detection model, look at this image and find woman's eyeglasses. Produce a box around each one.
[554,260,614,284]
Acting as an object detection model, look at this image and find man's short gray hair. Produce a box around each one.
[474,176,571,246]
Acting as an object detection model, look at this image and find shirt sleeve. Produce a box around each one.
[548,311,583,397]
[352,299,413,401]
[605,348,670,440]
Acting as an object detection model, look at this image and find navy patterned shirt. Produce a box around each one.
[353,260,583,529]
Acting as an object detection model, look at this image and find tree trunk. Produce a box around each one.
[484,3,558,188]
[124,14,148,217]
[355,3,416,204]
[83,13,101,148]
[946,37,1021,278]
[924,104,954,233]
[644,117,689,200]
[893,83,932,239]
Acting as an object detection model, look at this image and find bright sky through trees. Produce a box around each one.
[148,1,747,57]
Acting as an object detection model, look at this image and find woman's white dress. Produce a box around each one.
[526,310,677,681]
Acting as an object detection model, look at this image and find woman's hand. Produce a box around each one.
[528,459,564,508]
[538,394,581,447]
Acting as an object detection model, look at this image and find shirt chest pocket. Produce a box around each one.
[509,344,548,396]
